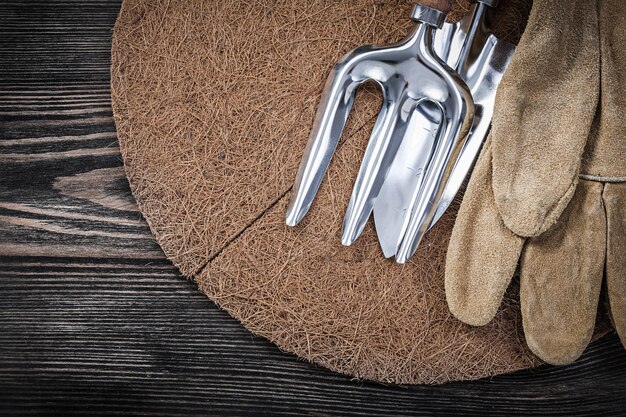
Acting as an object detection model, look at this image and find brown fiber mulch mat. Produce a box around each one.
[109,0,603,384]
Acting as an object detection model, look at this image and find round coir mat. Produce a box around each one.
[110,0,547,384]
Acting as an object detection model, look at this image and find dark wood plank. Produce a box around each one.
[1,1,625,415]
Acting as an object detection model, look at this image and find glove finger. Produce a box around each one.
[491,0,600,238]
[446,137,524,326]
[581,0,626,179]
[604,182,626,349]
[520,180,605,365]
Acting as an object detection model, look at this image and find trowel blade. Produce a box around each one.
[374,102,441,257]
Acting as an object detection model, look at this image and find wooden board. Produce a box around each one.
[0,1,625,415]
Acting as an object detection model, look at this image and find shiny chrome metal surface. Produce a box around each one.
[285,5,474,253]
[375,0,516,261]
[394,1,516,263]
[373,101,441,257]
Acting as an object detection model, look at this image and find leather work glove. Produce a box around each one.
[445,0,626,365]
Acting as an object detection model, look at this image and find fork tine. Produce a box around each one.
[286,65,363,227]
[395,97,472,263]
[341,93,420,246]
[394,131,452,263]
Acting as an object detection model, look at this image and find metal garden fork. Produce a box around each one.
[285,1,474,251]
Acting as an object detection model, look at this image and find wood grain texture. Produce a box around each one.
[0,0,625,415]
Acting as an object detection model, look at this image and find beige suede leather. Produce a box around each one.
[605,183,626,347]
[520,181,605,365]
[445,139,525,327]
[581,0,626,180]
[491,0,600,237]
[445,0,626,365]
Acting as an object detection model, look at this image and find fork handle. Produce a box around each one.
[417,0,452,13]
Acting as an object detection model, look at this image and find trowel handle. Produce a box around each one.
[416,0,452,13]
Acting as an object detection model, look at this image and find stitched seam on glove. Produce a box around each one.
[579,174,626,183]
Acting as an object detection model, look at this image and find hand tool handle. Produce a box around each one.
[417,0,452,13]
